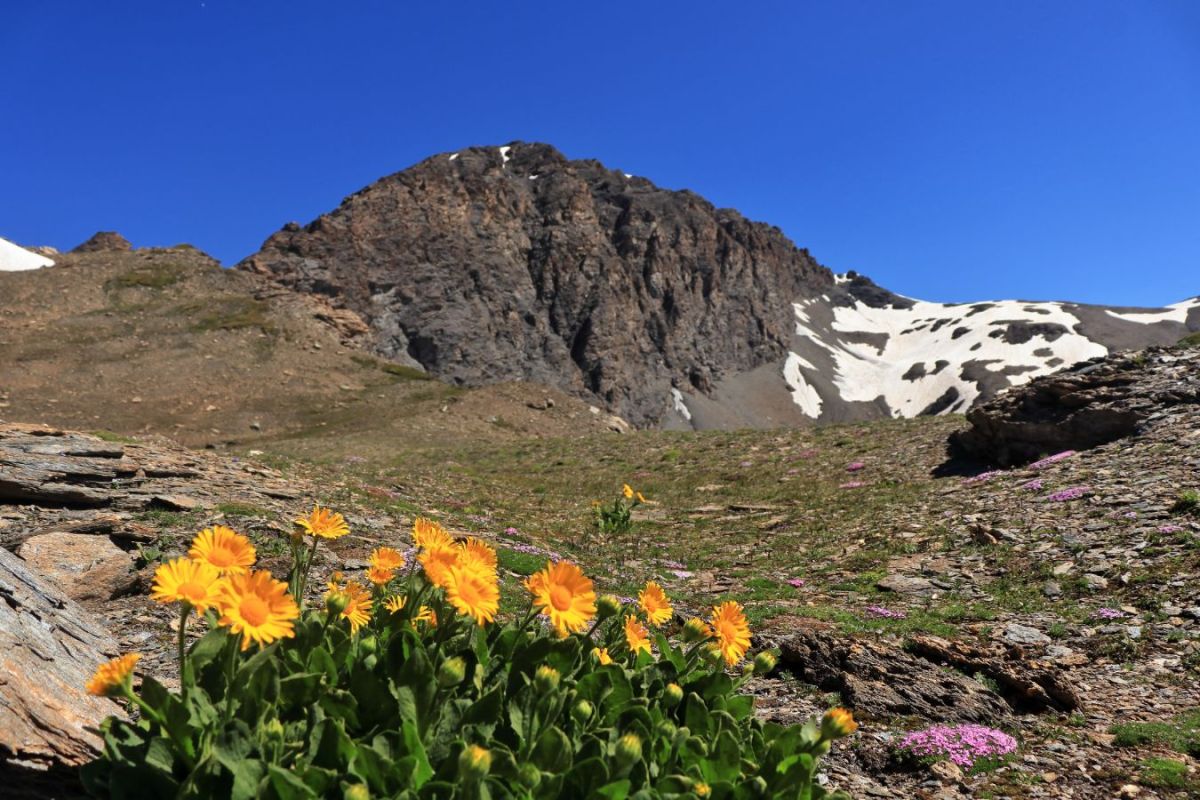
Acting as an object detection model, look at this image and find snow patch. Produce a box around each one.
[0,238,53,272]
[448,153,459,161]
[834,273,850,284]
[670,388,692,422]
[499,146,511,165]
[624,173,633,179]
[1104,298,1200,325]
[783,353,823,418]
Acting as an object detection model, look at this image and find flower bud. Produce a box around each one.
[459,744,491,779]
[614,732,642,766]
[571,699,595,725]
[263,718,285,742]
[597,594,622,620]
[693,782,712,798]
[753,651,777,676]
[657,719,677,740]
[681,617,709,643]
[663,682,684,706]
[325,591,350,617]
[438,656,467,688]
[820,707,858,739]
[344,785,370,800]
[359,634,378,656]
[518,763,542,788]
[700,644,724,667]
[534,665,561,692]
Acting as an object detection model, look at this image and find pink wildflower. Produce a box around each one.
[898,724,1017,769]
[846,462,865,472]
[840,481,866,489]
[1092,607,1126,620]
[787,578,806,588]
[1158,524,1185,534]
[963,470,1003,485]
[1022,479,1043,491]
[865,605,906,619]
[1029,451,1076,470]
[1045,486,1089,502]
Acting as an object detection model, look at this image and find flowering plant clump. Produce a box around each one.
[1045,486,1090,502]
[962,470,1003,485]
[1028,450,1075,470]
[1093,607,1127,620]
[1022,479,1044,491]
[839,481,866,490]
[897,724,1018,771]
[865,605,907,619]
[83,503,854,799]
[845,462,865,472]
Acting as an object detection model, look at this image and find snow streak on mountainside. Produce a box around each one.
[0,237,53,271]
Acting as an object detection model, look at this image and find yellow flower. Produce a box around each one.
[525,561,596,636]
[444,564,499,626]
[414,605,437,626]
[217,570,300,651]
[296,504,349,540]
[709,601,751,666]
[383,594,407,613]
[151,557,224,613]
[413,517,452,550]
[624,615,651,655]
[638,581,673,626]
[457,537,498,575]
[369,546,405,571]
[335,581,373,634]
[636,492,647,503]
[592,647,614,665]
[188,525,256,575]
[419,544,460,588]
[367,565,396,586]
[694,782,711,797]
[821,707,858,738]
[86,653,140,697]
[622,483,634,500]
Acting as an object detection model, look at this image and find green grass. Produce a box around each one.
[1171,490,1200,516]
[1177,331,1200,349]
[1138,757,1195,791]
[92,429,138,443]
[1111,708,1200,756]
[496,548,546,576]
[351,353,431,381]
[104,263,186,291]
[186,297,276,334]
[215,502,273,518]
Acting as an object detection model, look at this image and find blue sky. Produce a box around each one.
[2,1,1197,305]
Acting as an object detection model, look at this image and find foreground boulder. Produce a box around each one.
[949,346,1200,466]
[0,546,121,797]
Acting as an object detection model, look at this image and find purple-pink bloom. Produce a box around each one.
[846,462,865,472]
[504,527,519,535]
[1092,607,1126,620]
[865,605,906,619]
[1158,524,1186,534]
[1022,479,1044,491]
[787,578,806,588]
[963,470,1003,485]
[840,481,866,489]
[898,724,1018,769]
[670,569,693,579]
[1045,486,1089,502]
[1029,451,1076,470]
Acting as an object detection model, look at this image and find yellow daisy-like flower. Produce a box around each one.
[694,782,711,798]
[414,605,437,626]
[366,565,396,586]
[709,600,751,666]
[636,492,647,504]
[444,564,499,626]
[188,525,256,575]
[525,561,596,636]
[336,581,373,634]
[217,570,300,651]
[296,504,349,540]
[150,557,224,613]
[457,537,498,575]
[592,647,614,665]
[624,614,651,655]
[419,544,460,588]
[383,594,407,613]
[86,653,140,697]
[369,546,405,571]
[413,517,452,550]
[622,483,634,500]
[821,707,858,738]
[638,581,673,627]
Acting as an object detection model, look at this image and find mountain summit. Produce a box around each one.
[240,142,1199,428]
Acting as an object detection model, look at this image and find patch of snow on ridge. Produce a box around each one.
[499,146,511,165]
[0,238,54,271]
[790,297,1109,418]
[783,353,823,418]
[1105,297,1200,325]
[670,388,692,421]
[449,153,459,161]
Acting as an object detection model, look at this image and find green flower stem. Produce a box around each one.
[124,686,197,769]
[221,635,239,724]
[176,604,190,699]
[296,536,321,603]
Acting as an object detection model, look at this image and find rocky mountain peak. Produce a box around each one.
[72,231,132,253]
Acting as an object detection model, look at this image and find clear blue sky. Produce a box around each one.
[2,1,1197,306]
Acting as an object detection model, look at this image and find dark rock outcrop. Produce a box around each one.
[239,142,834,426]
[71,231,132,253]
[949,346,1200,466]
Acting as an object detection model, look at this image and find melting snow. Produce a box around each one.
[448,153,459,161]
[1104,298,1200,325]
[499,146,511,166]
[0,237,53,271]
[790,297,1109,418]
[624,173,633,179]
[670,388,692,421]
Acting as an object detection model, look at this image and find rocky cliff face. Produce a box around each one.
[239,143,835,427]
[240,142,1200,429]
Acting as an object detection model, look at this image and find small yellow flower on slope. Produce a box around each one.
[622,483,634,500]
[367,565,396,586]
[592,647,614,665]
[383,594,407,613]
[638,581,673,626]
[151,557,224,614]
[333,581,373,634]
[419,543,459,588]
[821,707,858,738]
[444,564,499,625]
[457,537,498,575]
[296,504,350,540]
[218,570,300,650]
[624,614,651,655]
[189,525,256,575]
[525,561,596,635]
[86,653,140,697]
[709,600,751,666]
[414,605,437,626]
[369,546,405,571]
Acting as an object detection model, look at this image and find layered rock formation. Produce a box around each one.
[240,142,1200,429]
